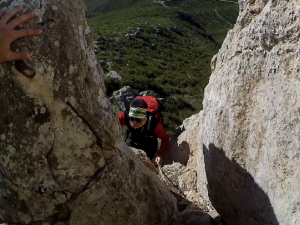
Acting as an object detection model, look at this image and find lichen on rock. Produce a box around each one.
[0,1,178,224]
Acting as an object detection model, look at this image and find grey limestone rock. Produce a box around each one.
[0,0,177,224]
[106,71,122,80]
[198,0,300,224]
[113,86,137,111]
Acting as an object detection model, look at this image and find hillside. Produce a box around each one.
[84,0,239,133]
[84,0,148,14]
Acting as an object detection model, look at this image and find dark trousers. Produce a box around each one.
[130,140,157,160]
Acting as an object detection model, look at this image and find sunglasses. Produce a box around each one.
[129,117,143,123]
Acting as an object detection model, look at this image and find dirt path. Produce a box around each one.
[151,1,167,7]
[218,0,238,3]
[214,7,233,27]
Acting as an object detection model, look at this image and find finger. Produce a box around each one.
[7,12,36,29]
[0,8,7,18]
[6,51,31,62]
[0,11,5,18]
[10,28,42,41]
[0,7,23,25]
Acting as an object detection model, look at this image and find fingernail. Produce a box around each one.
[26,53,31,59]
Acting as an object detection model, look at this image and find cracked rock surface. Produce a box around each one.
[0,0,177,224]
[197,0,300,225]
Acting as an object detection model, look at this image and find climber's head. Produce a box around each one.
[129,98,147,129]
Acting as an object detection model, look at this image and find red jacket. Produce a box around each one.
[118,112,169,157]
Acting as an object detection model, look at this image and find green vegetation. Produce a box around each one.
[84,0,238,134]
[85,0,148,14]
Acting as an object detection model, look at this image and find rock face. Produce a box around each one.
[106,71,122,80]
[198,0,300,224]
[162,113,214,212]
[163,114,200,166]
[112,86,137,111]
[0,1,176,224]
[158,114,217,225]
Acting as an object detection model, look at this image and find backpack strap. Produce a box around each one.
[147,115,153,131]
[146,113,159,132]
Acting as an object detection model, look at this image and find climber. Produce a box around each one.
[118,97,169,164]
[0,7,42,63]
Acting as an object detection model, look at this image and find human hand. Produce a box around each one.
[0,7,42,63]
[155,156,162,165]
[0,8,7,18]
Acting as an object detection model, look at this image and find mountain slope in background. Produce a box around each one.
[84,0,239,133]
[84,0,148,14]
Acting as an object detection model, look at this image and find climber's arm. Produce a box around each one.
[118,112,126,126]
[154,122,169,158]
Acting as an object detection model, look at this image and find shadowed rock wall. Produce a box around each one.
[198,0,300,224]
[0,1,176,224]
